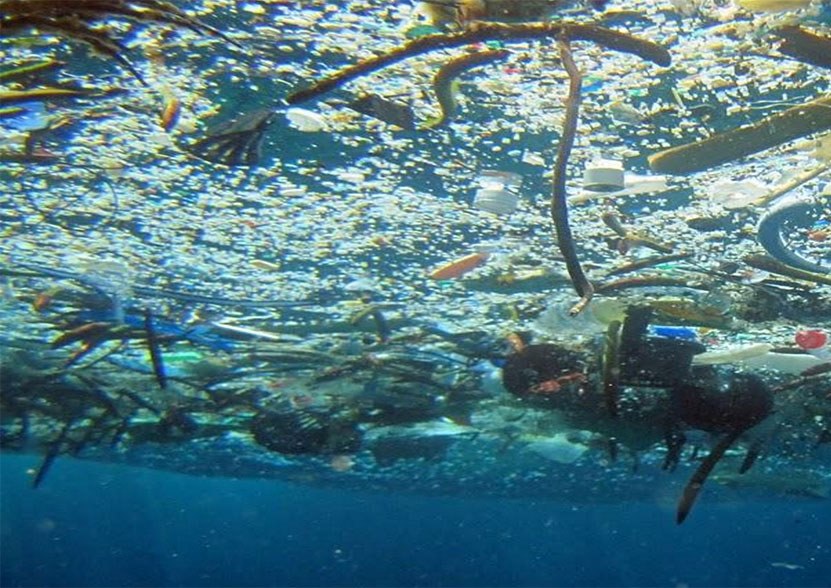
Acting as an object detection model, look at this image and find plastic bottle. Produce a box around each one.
[794,329,831,361]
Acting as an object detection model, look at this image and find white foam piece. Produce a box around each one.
[286,107,327,132]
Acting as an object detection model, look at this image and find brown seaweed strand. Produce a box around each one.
[744,254,831,287]
[2,14,149,85]
[606,252,692,276]
[286,22,671,104]
[596,275,709,294]
[552,36,593,316]
[602,320,622,418]
[424,48,510,129]
[676,429,742,524]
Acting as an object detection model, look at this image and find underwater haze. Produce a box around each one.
[1,0,831,585]
[2,454,831,587]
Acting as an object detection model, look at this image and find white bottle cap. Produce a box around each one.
[583,159,625,192]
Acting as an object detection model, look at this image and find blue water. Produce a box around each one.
[2,455,829,587]
[2,1,830,586]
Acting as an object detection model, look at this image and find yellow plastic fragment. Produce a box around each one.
[0,87,91,106]
[737,0,811,12]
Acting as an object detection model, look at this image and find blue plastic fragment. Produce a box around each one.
[76,309,236,351]
[2,101,51,131]
[649,325,698,341]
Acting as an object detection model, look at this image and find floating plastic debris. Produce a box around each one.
[795,328,831,360]
[692,343,774,365]
[737,0,812,12]
[286,107,327,132]
[0,100,51,131]
[429,252,490,280]
[708,179,769,209]
[583,158,625,192]
[473,170,523,216]
[1,0,829,535]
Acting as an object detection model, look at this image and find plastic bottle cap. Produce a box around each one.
[583,159,625,192]
[795,329,828,350]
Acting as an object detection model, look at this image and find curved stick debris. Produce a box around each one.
[286,22,671,104]
[0,0,240,85]
[551,37,593,315]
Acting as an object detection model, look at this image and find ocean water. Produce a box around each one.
[2,0,830,586]
[2,454,830,588]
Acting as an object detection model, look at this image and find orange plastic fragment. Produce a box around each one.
[428,252,490,280]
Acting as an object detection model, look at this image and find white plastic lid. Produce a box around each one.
[474,188,519,216]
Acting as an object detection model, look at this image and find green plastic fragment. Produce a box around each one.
[484,40,504,50]
[160,350,205,364]
[405,25,442,39]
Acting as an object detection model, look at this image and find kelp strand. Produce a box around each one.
[774,25,831,70]
[743,253,831,286]
[286,22,671,104]
[551,37,593,316]
[602,320,622,418]
[649,95,831,174]
[424,49,509,129]
[676,429,742,524]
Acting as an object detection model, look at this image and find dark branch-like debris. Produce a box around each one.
[773,25,831,70]
[551,36,593,316]
[424,48,509,129]
[649,95,831,174]
[187,108,279,167]
[676,429,742,524]
[286,22,671,104]
[0,0,240,84]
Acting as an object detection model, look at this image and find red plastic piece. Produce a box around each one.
[795,329,828,351]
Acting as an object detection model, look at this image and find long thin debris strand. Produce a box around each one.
[424,49,509,129]
[606,252,692,276]
[286,22,671,104]
[552,37,593,316]
[743,253,831,286]
[773,25,831,70]
[649,95,831,174]
[602,320,622,418]
[676,429,742,524]
[144,309,168,390]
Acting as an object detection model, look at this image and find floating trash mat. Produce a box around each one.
[0,0,829,525]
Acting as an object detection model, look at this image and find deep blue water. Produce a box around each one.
[1,454,829,587]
